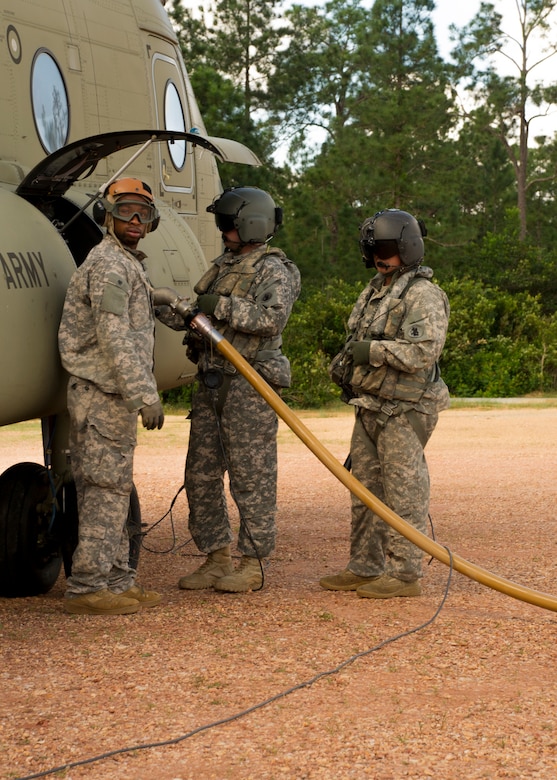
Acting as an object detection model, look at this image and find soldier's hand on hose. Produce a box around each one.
[140,400,165,430]
[196,294,220,315]
[348,340,373,366]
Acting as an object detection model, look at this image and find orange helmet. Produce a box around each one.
[106,178,154,203]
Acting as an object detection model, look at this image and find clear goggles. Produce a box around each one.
[110,199,157,224]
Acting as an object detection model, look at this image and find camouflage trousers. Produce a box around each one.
[185,372,278,558]
[65,378,137,596]
[348,405,438,582]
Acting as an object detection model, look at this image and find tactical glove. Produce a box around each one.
[196,294,220,315]
[349,340,372,366]
[140,400,165,430]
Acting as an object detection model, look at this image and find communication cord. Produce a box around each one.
[13,554,454,780]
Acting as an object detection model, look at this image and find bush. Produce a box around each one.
[283,279,364,407]
[160,275,557,409]
[440,277,548,396]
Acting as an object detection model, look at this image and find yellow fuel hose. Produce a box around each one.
[155,289,557,613]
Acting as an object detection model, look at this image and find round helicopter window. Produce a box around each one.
[31,50,69,153]
[164,81,186,170]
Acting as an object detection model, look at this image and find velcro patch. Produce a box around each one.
[402,311,428,342]
[100,272,129,315]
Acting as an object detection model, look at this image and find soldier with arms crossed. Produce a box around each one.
[321,209,450,599]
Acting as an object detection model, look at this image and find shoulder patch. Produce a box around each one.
[402,308,428,342]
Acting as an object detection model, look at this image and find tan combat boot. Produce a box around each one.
[319,569,381,591]
[213,555,263,593]
[178,546,233,590]
[64,588,140,615]
[356,574,421,599]
[118,584,161,608]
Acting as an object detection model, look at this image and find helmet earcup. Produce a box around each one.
[93,199,109,226]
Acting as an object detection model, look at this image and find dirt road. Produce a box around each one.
[2,405,557,779]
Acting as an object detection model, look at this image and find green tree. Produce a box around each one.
[450,0,557,241]
[168,0,287,190]
[282,279,364,406]
[268,0,369,159]
[274,0,457,284]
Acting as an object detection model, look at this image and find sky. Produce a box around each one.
[430,1,481,58]
[431,0,557,138]
[288,0,557,141]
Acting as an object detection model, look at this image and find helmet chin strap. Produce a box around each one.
[376,261,420,275]
[224,234,260,254]
[224,239,244,253]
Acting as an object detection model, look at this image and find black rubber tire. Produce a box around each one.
[0,462,63,597]
[61,482,142,577]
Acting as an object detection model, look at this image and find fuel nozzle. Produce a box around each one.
[152,286,222,342]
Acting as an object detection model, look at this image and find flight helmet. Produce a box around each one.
[359,209,427,269]
[207,186,282,244]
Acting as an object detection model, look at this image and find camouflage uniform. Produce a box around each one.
[58,234,159,596]
[185,244,300,558]
[336,266,450,582]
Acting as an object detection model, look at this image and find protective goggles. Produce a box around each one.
[361,239,399,262]
[110,199,158,224]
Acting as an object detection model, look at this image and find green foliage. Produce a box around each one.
[283,275,557,406]
[282,279,363,407]
[164,0,557,402]
[159,276,557,409]
[161,382,194,409]
[439,277,554,396]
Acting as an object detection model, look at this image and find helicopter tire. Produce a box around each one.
[61,482,142,577]
[0,462,63,597]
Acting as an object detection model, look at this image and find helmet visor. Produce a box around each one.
[213,212,237,234]
[111,199,157,224]
[360,239,399,263]
[372,239,399,260]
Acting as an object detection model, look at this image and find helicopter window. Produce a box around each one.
[31,50,69,153]
[164,81,186,170]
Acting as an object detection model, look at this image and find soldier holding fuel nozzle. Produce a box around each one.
[160,186,300,593]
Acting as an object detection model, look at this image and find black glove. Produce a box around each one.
[196,294,220,315]
[140,400,165,430]
[348,340,372,366]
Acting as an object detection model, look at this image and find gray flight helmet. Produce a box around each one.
[360,209,427,267]
[207,186,282,244]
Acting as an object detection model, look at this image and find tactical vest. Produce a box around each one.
[349,273,438,403]
[194,245,294,363]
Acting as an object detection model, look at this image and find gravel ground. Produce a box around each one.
[2,404,557,779]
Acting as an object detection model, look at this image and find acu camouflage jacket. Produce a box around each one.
[58,234,159,411]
